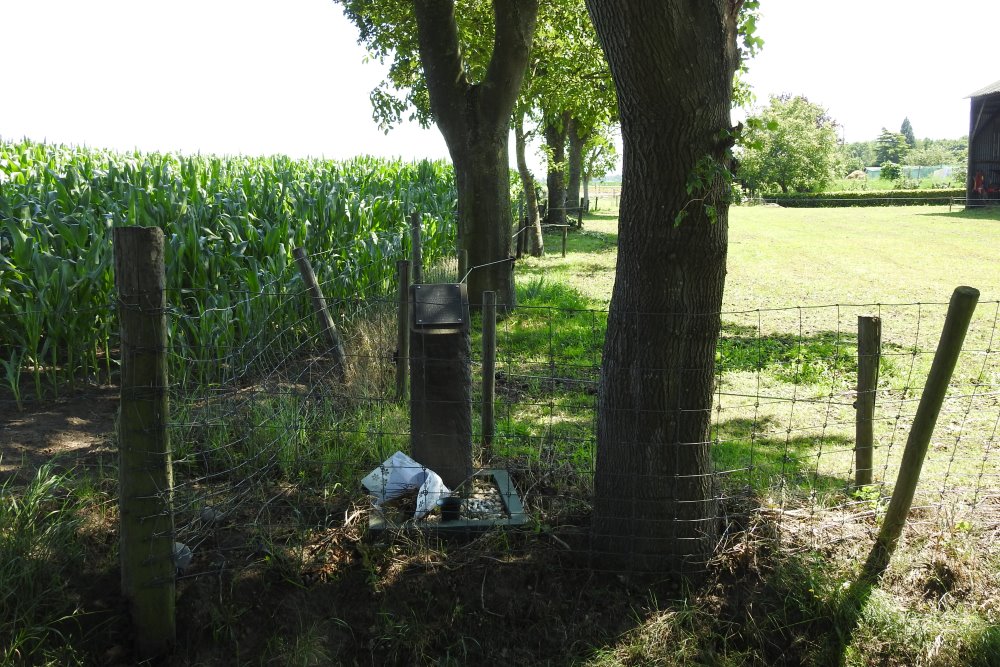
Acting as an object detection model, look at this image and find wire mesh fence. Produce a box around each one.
[138,248,1000,590]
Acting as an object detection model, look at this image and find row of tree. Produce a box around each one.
[738,97,968,195]
[341,0,619,280]
[336,0,761,575]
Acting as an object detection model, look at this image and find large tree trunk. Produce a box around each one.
[567,118,585,219]
[515,111,544,257]
[413,0,538,308]
[585,0,741,576]
[544,112,570,228]
[452,134,518,308]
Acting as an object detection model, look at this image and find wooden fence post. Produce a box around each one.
[561,226,568,258]
[410,211,423,285]
[577,198,584,228]
[458,248,468,283]
[114,226,175,657]
[293,247,346,377]
[861,286,979,582]
[482,291,497,461]
[855,316,881,487]
[396,260,410,400]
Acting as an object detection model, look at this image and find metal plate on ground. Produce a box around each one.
[412,283,467,329]
[368,469,527,534]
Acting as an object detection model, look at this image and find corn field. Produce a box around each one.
[0,139,457,405]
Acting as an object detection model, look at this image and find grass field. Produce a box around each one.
[525,204,1000,307]
[516,204,1000,503]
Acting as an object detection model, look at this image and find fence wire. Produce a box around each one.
[134,260,1000,581]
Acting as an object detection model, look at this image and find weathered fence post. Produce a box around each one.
[561,226,568,258]
[861,286,979,582]
[410,283,472,488]
[396,260,411,400]
[293,247,346,377]
[516,218,525,260]
[577,197,584,228]
[409,211,424,285]
[855,316,881,487]
[458,248,468,283]
[482,291,497,462]
[114,226,175,657]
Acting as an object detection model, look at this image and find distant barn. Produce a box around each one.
[968,78,1000,206]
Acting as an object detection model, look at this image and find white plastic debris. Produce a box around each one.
[361,451,451,520]
[172,541,193,573]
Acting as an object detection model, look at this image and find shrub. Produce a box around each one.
[766,188,965,208]
[880,161,901,180]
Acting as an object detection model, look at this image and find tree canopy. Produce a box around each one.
[900,117,916,148]
[875,127,910,165]
[738,95,839,194]
[338,0,538,307]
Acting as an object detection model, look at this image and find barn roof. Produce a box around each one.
[968,79,1000,98]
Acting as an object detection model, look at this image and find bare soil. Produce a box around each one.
[0,386,118,482]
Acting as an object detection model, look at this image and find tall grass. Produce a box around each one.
[0,464,90,665]
[0,139,457,399]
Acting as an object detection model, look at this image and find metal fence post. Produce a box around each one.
[482,291,497,461]
[114,226,175,657]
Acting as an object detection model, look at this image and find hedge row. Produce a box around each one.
[763,188,965,208]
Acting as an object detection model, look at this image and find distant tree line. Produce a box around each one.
[738,101,968,196]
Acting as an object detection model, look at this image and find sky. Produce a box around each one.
[743,0,1000,143]
[2,0,999,169]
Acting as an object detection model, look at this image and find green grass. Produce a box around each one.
[0,463,119,666]
[726,205,1000,308]
[4,202,1000,666]
[510,204,1000,503]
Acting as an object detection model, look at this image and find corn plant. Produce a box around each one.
[0,138,457,399]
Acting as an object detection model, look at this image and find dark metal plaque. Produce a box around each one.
[412,283,466,327]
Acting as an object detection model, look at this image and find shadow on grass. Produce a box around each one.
[540,226,617,256]
[914,207,1000,221]
[496,278,605,374]
[714,416,852,497]
[719,321,899,385]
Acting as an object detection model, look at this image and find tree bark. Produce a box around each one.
[413,0,538,308]
[585,0,741,576]
[544,111,570,228]
[515,111,544,257]
[567,118,585,218]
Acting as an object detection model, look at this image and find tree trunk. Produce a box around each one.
[413,0,538,309]
[451,135,518,307]
[544,112,570,228]
[567,119,585,217]
[585,0,740,576]
[515,111,544,257]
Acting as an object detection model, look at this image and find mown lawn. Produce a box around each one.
[522,204,1000,308]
